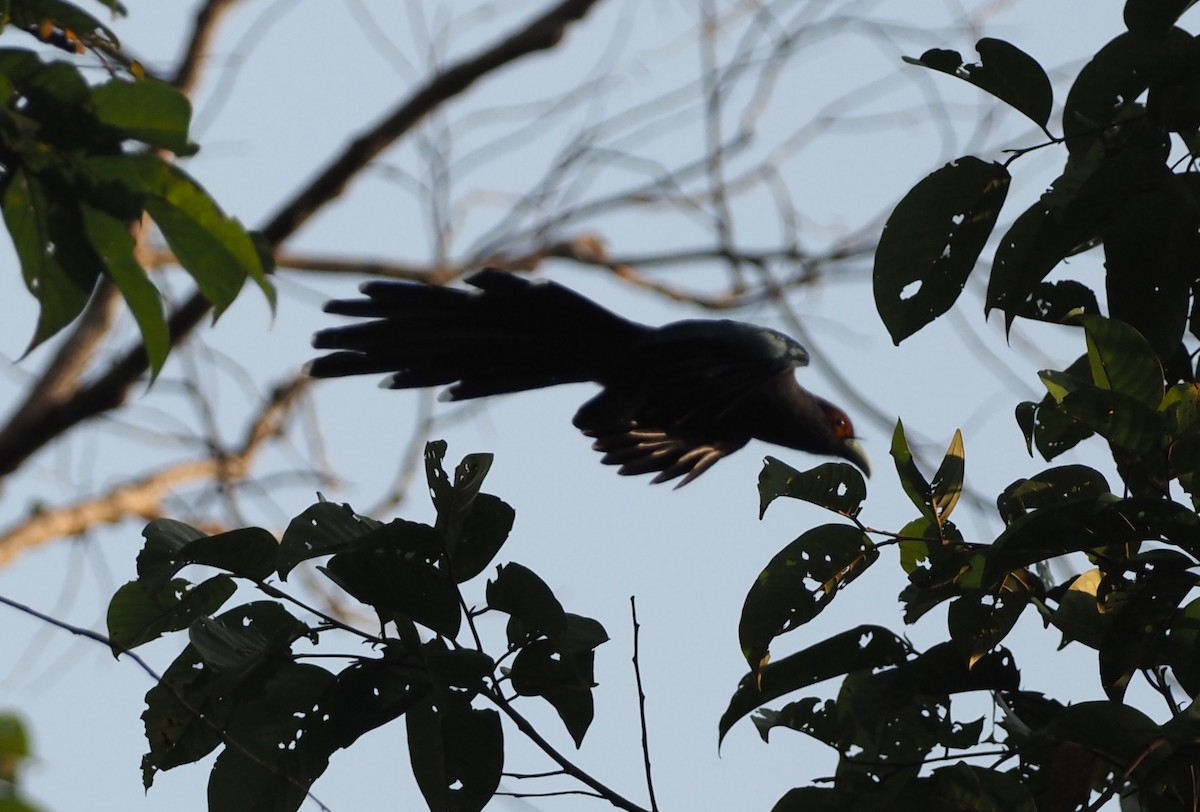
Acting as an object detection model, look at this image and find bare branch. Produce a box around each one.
[0,377,308,567]
[169,0,243,93]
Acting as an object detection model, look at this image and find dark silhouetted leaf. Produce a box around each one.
[875,158,1009,343]
[904,38,1052,127]
[446,493,513,583]
[996,465,1112,523]
[1103,186,1195,366]
[510,639,595,746]
[207,663,337,812]
[948,572,1037,668]
[322,547,461,638]
[758,458,867,518]
[1125,0,1198,39]
[108,575,237,652]
[739,525,877,669]
[277,501,381,579]
[406,698,502,812]
[719,625,909,744]
[1063,32,1152,156]
[487,562,566,642]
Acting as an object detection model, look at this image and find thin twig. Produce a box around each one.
[630,596,660,812]
[486,687,651,812]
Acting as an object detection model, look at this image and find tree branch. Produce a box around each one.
[0,377,308,567]
[169,0,243,94]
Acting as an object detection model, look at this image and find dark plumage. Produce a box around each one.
[307,269,869,487]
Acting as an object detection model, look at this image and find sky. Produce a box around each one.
[0,1,1156,810]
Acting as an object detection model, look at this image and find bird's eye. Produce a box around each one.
[825,409,855,439]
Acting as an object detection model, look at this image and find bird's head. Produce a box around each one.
[819,403,871,477]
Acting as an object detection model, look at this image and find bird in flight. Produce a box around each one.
[307,269,869,487]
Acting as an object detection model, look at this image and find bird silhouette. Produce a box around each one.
[307,269,869,487]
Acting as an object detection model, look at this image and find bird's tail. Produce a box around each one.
[307,269,645,399]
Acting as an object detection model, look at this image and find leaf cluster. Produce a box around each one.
[722,3,1200,808]
[0,1,272,376]
[106,442,609,812]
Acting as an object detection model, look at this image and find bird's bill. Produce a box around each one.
[842,439,871,478]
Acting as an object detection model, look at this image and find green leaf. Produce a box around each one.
[904,38,1052,127]
[1099,563,1197,701]
[90,76,196,155]
[78,202,169,376]
[107,575,237,652]
[487,562,567,642]
[277,500,381,579]
[141,646,227,786]
[718,625,909,745]
[1077,314,1164,407]
[930,430,965,527]
[1044,569,1112,650]
[84,154,273,315]
[855,644,1019,720]
[889,419,936,523]
[2,168,100,351]
[875,157,1010,343]
[135,521,276,583]
[920,764,1037,812]
[758,458,867,518]
[985,498,1164,585]
[738,525,877,669]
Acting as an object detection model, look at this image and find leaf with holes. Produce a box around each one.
[758,458,867,519]
[875,158,1010,343]
[738,525,877,670]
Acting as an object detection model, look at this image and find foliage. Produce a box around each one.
[107,442,607,812]
[0,0,271,377]
[722,0,1200,809]
[0,712,43,812]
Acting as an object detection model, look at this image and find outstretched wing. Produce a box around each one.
[573,320,807,486]
[582,420,746,488]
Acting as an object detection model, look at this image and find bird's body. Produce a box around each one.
[307,269,868,486]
